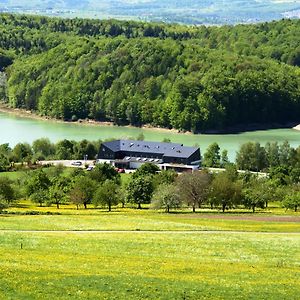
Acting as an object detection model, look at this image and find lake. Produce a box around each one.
[0,111,299,161]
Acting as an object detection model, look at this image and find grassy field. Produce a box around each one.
[1,202,300,299]
[1,199,299,233]
[0,167,74,180]
[0,231,299,299]
[1,209,300,233]
[0,170,27,180]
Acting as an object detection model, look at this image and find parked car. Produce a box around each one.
[86,166,94,171]
[71,161,82,166]
[117,168,125,173]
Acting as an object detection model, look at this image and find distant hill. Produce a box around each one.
[0,14,300,132]
[0,0,300,25]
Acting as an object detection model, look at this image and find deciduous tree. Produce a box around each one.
[203,143,220,168]
[236,142,267,171]
[132,163,160,179]
[210,172,242,212]
[49,176,71,209]
[93,180,119,211]
[283,188,300,212]
[69,176,96,209]
[126,176,154,209]
[89,163,120,184]
[151,183,181,213]
[0,177,15,204]
[176,170,212,212]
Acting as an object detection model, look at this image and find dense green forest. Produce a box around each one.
[0,14,300,132]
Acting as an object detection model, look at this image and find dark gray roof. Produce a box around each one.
[102,140,199,159]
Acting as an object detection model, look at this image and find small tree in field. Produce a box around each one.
[283,191,300,212]
[69,186,86,210]
[117,186,127,208]
[69,176,96,209]
[49,184,65,209]
[0,177,15,205]
[176,170,212,212]
[48,176,71,209]
[30,190,50,207]
[126,176,154,209]
[242,187,265,213]
[242,178,273,212]
[151,184,182,213]
[93,180,119,211]
[26,170,51,206]
[210,172,242,212]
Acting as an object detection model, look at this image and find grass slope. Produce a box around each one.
[0,231,299,299]
[1,210,300,232]
[1,202,299,299]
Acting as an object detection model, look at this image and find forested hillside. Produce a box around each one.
[1,14,300,132]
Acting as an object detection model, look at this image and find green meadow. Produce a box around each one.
[1,203,300,299]
[1,210,300,233]
[0,231,299,299]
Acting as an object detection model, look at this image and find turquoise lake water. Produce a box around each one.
[0,112,299,161]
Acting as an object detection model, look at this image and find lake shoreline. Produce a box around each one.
[0,102,299,135]
[0,103,186,135]
[1,104,299,161]
[205,122,300,134]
